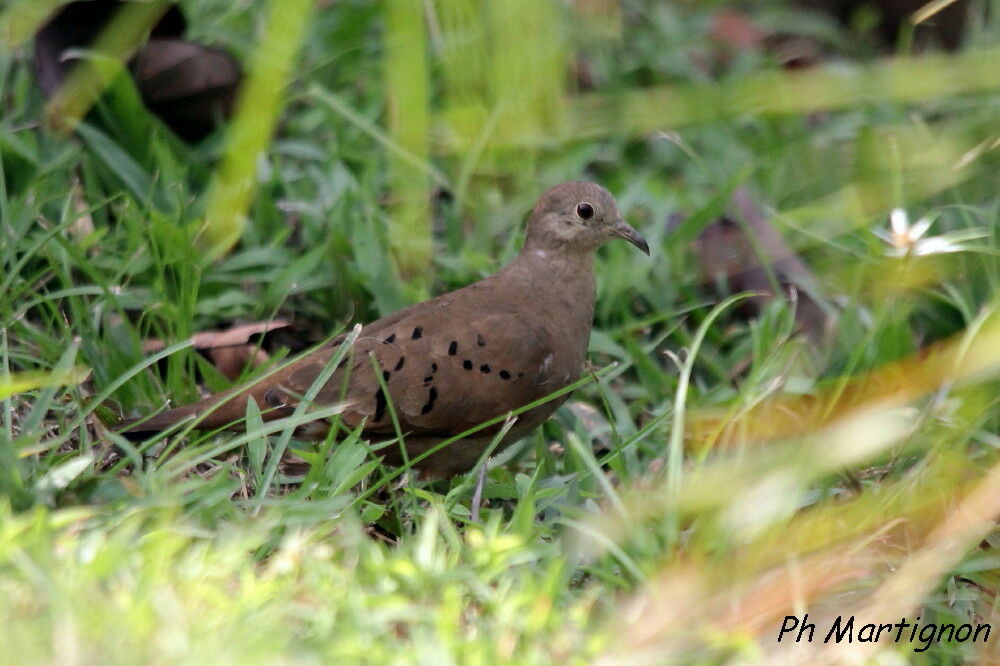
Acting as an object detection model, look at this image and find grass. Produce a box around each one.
[1,0,999,663]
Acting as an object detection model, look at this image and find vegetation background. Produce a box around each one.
[1,0,998,662]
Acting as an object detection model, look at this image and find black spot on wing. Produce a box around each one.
[499,370,511,380]
[384,333,396,344]
[264,387,286,408]
[477,334,486,347]
[420,387,438,415]
[480,364,490,374]
[448,341,457,356]
[463,360,473,370]
[373,389,387,422]
[411,327,423,340]
[394,357,405,371]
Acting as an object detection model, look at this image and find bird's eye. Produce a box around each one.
[576,202,595,220]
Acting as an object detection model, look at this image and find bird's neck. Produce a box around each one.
[501,245,597,329]
[509,243,594,287]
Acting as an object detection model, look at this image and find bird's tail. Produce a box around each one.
[117,389,258,441]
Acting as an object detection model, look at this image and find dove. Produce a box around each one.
[123,182,649,477]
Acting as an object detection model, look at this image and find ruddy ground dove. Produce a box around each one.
[123,182,649,477]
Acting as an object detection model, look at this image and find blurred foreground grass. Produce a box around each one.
[1,0,999,663]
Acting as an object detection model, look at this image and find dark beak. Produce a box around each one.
[610,219,650,255]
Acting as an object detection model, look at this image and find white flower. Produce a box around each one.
[874,208,989,257]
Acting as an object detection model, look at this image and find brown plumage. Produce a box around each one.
[122,182,649,477]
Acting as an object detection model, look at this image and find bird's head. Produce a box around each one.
[525,181,649,256]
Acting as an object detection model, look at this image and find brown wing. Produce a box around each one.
[274,305,558,438]
[123,281,563,441]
